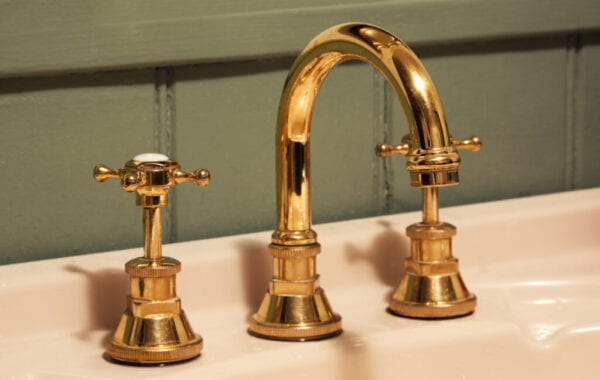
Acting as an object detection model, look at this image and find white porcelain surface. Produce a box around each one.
[1,189,599,379]
[133,152,169,162]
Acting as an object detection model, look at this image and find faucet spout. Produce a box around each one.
[249,23,478,341]
[274,23,460,246]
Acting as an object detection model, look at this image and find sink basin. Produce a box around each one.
[1,189,599,379]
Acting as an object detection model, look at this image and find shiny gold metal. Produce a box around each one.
[388,186,477,318]
[375,134,412,158]
[378,138,481,317]
[377,134,482,158]
[94,154,210,363]
[250,22,481,335]
[452,135,482,152]
[249,242,342,341]
[271,23,464,246]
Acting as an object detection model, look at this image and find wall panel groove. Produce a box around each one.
[378,74,395,215]
[575,33,600,189]
[153,67,177,242]
[564,34,581,190]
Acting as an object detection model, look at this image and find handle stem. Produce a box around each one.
[143,207,162,260]
[422,187,439,224]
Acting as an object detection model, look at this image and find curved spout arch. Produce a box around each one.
[274,23,460,245]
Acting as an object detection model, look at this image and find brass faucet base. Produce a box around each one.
[388,273,477,319]
[389,222,476,319]
[106,256,203,364]
[249,243,342,341]
[106,311,203,364]
[249,288,342,341]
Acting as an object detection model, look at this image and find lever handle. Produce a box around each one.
[94,164,141,192]
[375,142,410,158]
[452,136,481,152]
[376,135,482,158]
[93,164,120,182]
[93,153,211,194]
[174,168,211,187]
[375,134,412,158]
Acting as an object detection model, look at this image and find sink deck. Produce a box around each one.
[1,189,599,379]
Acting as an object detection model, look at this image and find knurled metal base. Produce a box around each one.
[106,310,203,364]
[107,336,203,364]
[249,288,342,341]
[248,317,343,342]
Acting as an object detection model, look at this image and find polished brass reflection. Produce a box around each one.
[379,135,481,318]
[94,155,210,363]
[249,23,481,339]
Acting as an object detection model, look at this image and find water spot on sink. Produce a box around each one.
[533,327,554,341]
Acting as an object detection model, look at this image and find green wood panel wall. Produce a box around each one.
[0,2,599,265]
[409,37,569,208]
[173,62,287,241]
[577,34,600,188]
[2,0,599,78]
[0,71,156,263]
[172,61,385,242]
[308,63,387,223]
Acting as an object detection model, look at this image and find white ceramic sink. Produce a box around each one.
[1,189,599,379]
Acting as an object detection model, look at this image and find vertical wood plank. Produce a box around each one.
[310,63,386,224]
[153,67,176,242]
[575,34,600,189]
[386,37,568,212]
[173,60,288,242]
[172,60,386,242]
[0,71,155,264]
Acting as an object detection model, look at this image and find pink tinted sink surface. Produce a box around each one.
[1,189,599,379]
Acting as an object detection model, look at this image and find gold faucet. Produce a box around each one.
[249,23,481,341]
[94,153,209,363]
